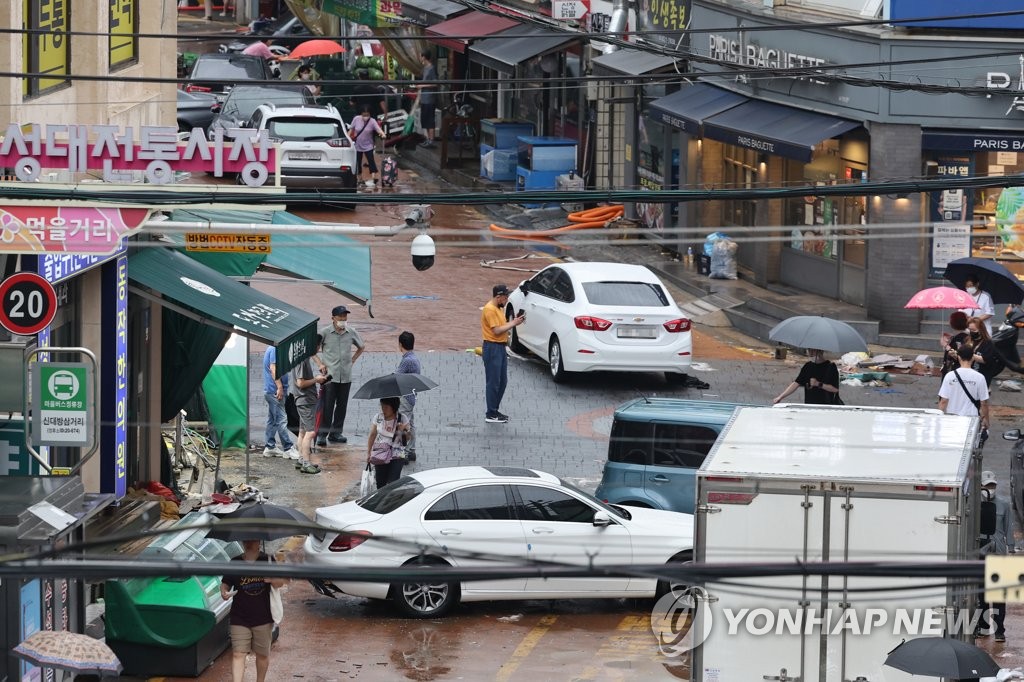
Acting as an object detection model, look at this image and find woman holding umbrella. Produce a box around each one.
[220,539,287,682]
[773,349,841,405]
[366,396,411,488]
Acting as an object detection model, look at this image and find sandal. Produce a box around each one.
[300,462,322,474]
[295,459,305,470]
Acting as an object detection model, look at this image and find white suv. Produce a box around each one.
[243,103,357,199]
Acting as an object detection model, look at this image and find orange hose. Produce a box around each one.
[489,205,624,240]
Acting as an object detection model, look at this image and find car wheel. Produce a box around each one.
[506,305,528,354]
[655,550,693,600]
[549,336,568,383]
[390,558,460,618]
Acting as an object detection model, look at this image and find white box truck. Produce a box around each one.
[691,404,983,682]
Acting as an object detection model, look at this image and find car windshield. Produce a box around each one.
[193,59,264,81]
[583,281,669,307]
[267,118,341,141]
[225,87,306,119]
[558,478,627,519]
[358,476,423,514]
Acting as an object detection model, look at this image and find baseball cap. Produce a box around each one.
[493,284,511,297]
[331,305,350,316]
[981,470,997,486]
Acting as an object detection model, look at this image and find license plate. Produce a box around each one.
[617,325,657,338]
[289,152,320,161]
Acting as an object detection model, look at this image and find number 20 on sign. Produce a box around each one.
[0,272,58,336]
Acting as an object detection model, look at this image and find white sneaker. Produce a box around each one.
[282,447,301,460]
[364,179,376,188]
[263,446,285,458]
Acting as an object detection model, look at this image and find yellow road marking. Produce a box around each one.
[495,614,558,682]
[575,614,653,680]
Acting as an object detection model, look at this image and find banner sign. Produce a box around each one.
[0,205,150,255]
[0,123,277,187]
[324,0,404,27]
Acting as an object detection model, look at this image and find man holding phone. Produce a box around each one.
[481,284,525,424]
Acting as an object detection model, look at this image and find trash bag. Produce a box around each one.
[709,237,738,279]
[359,463,376,497]
[704,231,730,257]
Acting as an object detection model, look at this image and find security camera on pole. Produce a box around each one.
[406,204,435,271]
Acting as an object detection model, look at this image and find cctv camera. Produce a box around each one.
[405,207,425,227]
[411,233,435,271]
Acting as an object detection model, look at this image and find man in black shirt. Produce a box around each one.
[773,349,841,405]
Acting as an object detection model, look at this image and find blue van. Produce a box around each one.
[594,398,749,513]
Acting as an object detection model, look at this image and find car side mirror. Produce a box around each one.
[592,510,612,527]
[211,103,221,114]
[1003,429,1022,441]
[519,282,530,295]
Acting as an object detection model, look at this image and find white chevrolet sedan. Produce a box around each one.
[505,262,693,383]
[303,466,694,618]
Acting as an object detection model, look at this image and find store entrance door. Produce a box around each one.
[837,190,867,306]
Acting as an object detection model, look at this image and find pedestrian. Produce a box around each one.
[937,345,990,429]
[940,311,970,378]
[317,305,365,447]
[242,37,276,60]
[203,0,214,20]
[415,51,438,148]
[297,64,321,98]
[262,346,299,460]
[395,331,421,461]
[349,106,385,189]
[220,539,288,682]
[976,470,1009,643]
[959,273,995,336]
[966,315,1003,387]
[289,336,329,474]
[366,396,411,488]
[481,284,525,423]
[772,349,841,405]
[350,69,388,117]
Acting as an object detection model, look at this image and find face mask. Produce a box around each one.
[967,287,978,295]
[971,331,980,339]
[335,320,347,330]
[983,487,994,502]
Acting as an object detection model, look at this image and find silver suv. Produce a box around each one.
[243,103,357,198]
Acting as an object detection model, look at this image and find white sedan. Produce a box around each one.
[304,466,694,618]
[505,262,693,383]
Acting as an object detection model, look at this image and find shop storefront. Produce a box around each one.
[632,0,1024,330]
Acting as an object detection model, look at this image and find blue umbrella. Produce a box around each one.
[944,257,1024,305]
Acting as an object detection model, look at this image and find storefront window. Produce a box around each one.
[722,145,758,228]
[638,116,675,231]
[976,153,1024,259]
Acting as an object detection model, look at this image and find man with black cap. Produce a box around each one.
[317,305,365,447]
[481,284,524,423]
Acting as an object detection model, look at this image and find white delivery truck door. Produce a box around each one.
[826,494,954,682]
[701,489,824,682]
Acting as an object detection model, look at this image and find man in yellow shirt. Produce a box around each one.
[481,284,525,423]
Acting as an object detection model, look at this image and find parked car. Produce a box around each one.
[243,103,357,198]
[209,84,314,140]
[184,53,274,98]
[304,466,694,618]
[175,89,218,132]
[595,398,751,513]
[506,262,693,383]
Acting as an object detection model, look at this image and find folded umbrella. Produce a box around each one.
[884,636,999,678]
[207,502,313,542]
[353,372,438,400]
[768,315,868,353]
[944,256,1024,304]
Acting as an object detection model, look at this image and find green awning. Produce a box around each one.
[128,247,318,377]
[167,209,372,305]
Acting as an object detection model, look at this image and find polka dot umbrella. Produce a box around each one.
[13,630,122,680]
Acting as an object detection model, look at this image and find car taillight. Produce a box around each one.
[185,84,211,94]
[327,137,348,147]
[575,316,612,331]
[340,165,352,173]
[328,531,371,552]
[663,318,691,332]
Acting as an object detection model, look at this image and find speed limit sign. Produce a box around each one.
[0,272,57,335]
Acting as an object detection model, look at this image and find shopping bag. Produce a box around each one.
[359,463,375,497]
[403,92,421,137]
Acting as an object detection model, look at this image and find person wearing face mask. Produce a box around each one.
[959,274,994,336]
[317,305,365,447]
[773,348,841,405]
[296,64,321,97]
[966,315,1003,386]
[349,106,385,190]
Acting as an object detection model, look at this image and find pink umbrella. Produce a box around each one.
[904,286,976,309]
[284,39,347,60]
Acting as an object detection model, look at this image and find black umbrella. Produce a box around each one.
[944,256,1024,305]
[207,502,313,542]
[353,373,439,400]
[884,637,999,678]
